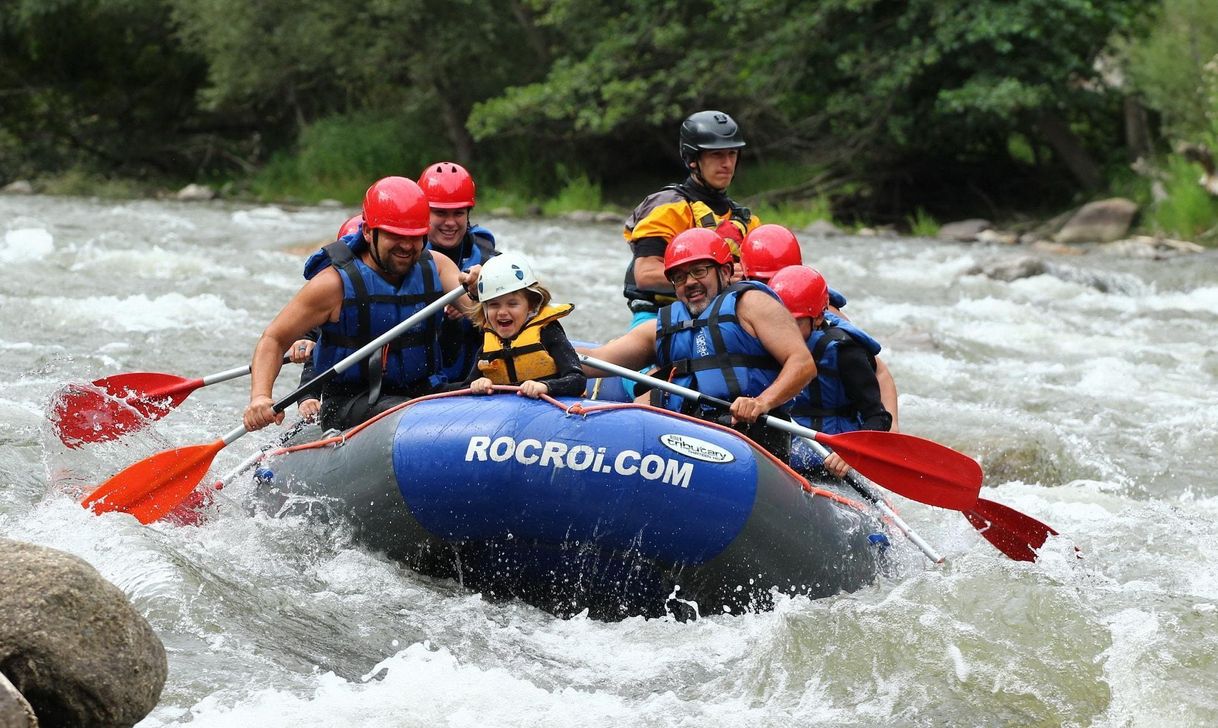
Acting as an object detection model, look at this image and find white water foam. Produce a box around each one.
[1,227,54,263]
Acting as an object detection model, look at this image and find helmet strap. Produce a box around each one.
[368,228,388,273]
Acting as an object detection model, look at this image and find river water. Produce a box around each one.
[1,194,1215,726]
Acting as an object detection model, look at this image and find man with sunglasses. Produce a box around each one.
[582,228,814,458]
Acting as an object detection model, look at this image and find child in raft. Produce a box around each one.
[450,251,587,398]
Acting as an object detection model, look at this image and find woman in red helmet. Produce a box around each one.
[244,176,475,432]
[581,228,814,458]
[768,265,892,477]
[418,161,499,382]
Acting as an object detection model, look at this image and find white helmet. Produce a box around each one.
[477,252,539,300]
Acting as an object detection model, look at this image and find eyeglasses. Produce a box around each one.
[668,264,716,287]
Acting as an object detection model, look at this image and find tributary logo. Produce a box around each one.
[658,434,735,464]
[464,435,694,488]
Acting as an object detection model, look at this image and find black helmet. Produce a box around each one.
[679,110,746,164]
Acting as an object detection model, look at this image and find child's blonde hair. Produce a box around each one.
[465,284,553,330]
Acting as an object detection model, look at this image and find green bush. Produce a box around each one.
[755,196,836,229]
[1147,157,1218,241]
[250,112,450,204]
[906,207,940,237]
[541,174,603,215]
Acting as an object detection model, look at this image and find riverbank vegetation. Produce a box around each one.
[2,0,1217,243]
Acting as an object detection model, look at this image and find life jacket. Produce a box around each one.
[654,281,781,413]
[429,225,498,381]
[477,304,574,384]
[310,241,445,393]
[622,177,758,312]
[823,312,881,356]
[790,322,880,434]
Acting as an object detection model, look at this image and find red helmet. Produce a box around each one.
[664,228,733,275]
[362,177,430,236]
[768,265,829,319]
[740,224,802,281]
[418,162,476,209]
[336,214,363,239]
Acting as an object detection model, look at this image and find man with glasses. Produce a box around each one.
[582,228,813,458]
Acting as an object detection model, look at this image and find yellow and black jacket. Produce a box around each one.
[621,176,760,313]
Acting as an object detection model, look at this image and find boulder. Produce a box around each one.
[976,229,1020,246]
[2,180,33,195]
[969,255,1047,282]
[1054,198,1138,243]
[174,183,216,201]
[0,539,166,728]
[0,671,37,728]
[593,211,622,224]
[801,219,844,237]
[937,219,992,242]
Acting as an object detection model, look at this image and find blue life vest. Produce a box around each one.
[822,312,881,356]
[428,225,498,381]
[828,287,847,310]
[654,281,782,414]
[309,241,445,392]
[788,321,879,472]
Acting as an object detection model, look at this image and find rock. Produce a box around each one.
[976,229,1020,246]
[802,219,844,237]
[0,539,166,728]
[175,183,216,201]
[593,211,622,224]
[1054,198,1138,243]
[316,198,343,208]
[1099,235,1206,260]
[1031,240,1086,256]
[488,206,515,217]
[0,672,37,728]
[971,255,1047,282]
[937,219,992,242]
[524,203,543,217]
[562,210,597,223]
[2,180,33,195]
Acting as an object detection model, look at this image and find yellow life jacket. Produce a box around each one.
[477,303,574,384]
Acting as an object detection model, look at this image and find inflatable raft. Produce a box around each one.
[252,391,891,619]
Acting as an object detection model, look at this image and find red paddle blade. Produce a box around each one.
[964,498,1058,562]
[817,429,982,511]
[50,373,200,447]
[81,440,224,524]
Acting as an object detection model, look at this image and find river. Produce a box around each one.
[1,194,1215,726]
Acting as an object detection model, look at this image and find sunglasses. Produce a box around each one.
[668,264,717,287]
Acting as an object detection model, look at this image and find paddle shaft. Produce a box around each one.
[220,287,465,446]
[581,355,947,561]
[196,355,291,388]
[803,437,944,563]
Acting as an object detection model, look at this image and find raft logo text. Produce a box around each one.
[464,435,694,488]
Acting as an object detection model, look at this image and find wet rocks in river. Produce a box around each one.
[0,671,37,728]
[0,539,166,728]
[1054,198,1138,243]
[937,219,992,242]
[968,255,1047,282]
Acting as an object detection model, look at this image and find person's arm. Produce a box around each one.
[837,344,893,431]
[532,323,587,397]
[873,357,899,432]
[630,238,673,293]
[577,320,658,374]
[825,304,899,432]
[734,290,816,422]
[243,270,342,430]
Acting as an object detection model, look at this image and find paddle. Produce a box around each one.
[582,355,1062,562]
[51,356,293,448]
[580,355,983,510]
[964,498,1060,562]
[82,286,465,524]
